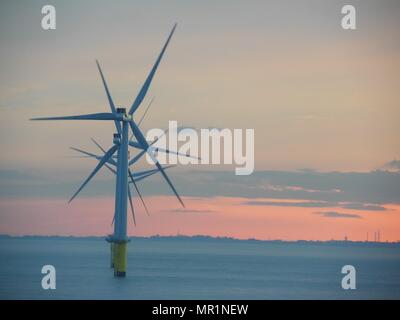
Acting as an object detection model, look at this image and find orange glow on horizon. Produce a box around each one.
[0,196,399,242]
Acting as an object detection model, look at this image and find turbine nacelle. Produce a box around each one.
[117,108,136,122]
[113,133,121,144]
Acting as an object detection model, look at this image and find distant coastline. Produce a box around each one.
[0,234,399,246]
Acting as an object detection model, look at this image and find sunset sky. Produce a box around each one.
[0,0,399,241]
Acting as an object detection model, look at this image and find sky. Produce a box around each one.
[0,0,399,241]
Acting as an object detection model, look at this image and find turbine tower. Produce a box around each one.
[31,24,184,277]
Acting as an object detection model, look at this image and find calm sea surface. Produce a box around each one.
[0,237,399,299]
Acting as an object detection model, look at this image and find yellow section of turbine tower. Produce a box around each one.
[113,242,127,277]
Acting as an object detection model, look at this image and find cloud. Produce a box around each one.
[242,200,334,208]
[314,211,362,219]
[2,168,399,210]
[341,203,386,211]
[261,184,341,194]
[241,200,387,211]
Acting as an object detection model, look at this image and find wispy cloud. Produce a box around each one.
[314,211,362,219]
[341,203,386,211]
[242,200,334,208]
[241,200,387,211]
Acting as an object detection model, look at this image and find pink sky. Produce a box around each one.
[1,196,399,242]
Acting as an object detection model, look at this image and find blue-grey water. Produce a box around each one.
[0,237,399,299]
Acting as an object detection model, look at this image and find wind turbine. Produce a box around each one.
[70,136,176,269]
[31,23,185,277]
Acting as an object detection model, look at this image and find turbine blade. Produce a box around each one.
[129,24,177,115]
[91,137,107,154]
[127,184,136,226]
[138,96,155,127]
[130,166,164,178]
[72,143,116,175]
[128,119,184,207]
[70,147,99,159]
[68,144,118,203]
[31,112,120,121]
[128,149,147,166]
[148,146,200,160]
[129,115,160,143]
[129,169,149,216]
[148,151,185,208]
[63,155,92,158]
[104,163,117,175]
[128,129,167,150]
[96,60,121,134]
[70,147,117,167]
[129,140,143,150]
[128,136,161,166]
[130,165,176,182]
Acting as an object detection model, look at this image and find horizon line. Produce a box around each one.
[1,234,399,244]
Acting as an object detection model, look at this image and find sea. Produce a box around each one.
[0,236,399,299]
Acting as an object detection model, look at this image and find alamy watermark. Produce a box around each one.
[41,265,56,290]
[41,4,357,32]
[145,121,255,175]
[341,265,356,290]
